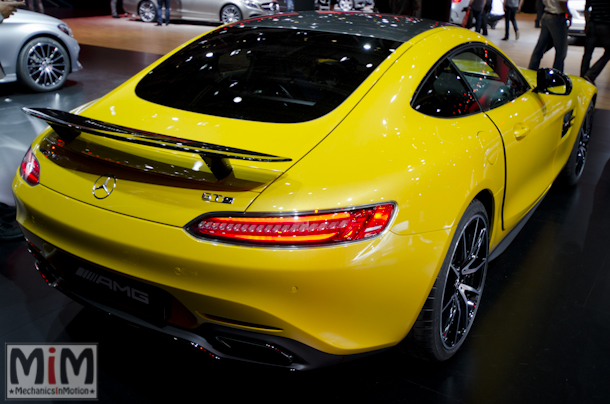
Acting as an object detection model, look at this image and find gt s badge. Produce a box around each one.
[203,192,234,204]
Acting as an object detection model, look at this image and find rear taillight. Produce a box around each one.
[20,148,40,186]
[188,203,395,246]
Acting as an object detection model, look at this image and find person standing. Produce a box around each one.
[535,0,544,27]
[0,1,26,241]
[528,0,572,72]
[468,0,486,35]
[580,0,610,84]
[156,0,170,26]
[502,0,523,40]
[0,1,22,23]
[1,1,24,81]
[27,0,43,13]
[111,0,120,18]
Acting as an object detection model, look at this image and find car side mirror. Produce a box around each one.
[534,68,572,95]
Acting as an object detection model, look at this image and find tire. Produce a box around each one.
[338,0,354,11]
[138,0,157,22]
[404,200,489,361]
[220,5,242,24]
[17,37,70,93]
[559,101,594,187]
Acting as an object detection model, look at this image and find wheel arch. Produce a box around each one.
[472,189,495,243]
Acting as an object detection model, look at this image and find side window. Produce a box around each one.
[412,58,480,117]
[450,47,530,110]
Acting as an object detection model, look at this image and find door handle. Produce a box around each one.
[513,123,530,140]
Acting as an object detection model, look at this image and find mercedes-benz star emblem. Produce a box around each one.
[92,175,117,199]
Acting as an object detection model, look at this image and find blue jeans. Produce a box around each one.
[581,20,597,77]
[528,13,569,72]
[583,22,610,82]
[471,8,483,34]
[157,0,170,24]
[504,6,518,38]
[286,0,294,11]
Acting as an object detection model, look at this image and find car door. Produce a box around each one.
[450,45,564,231]
[180,0,218,20]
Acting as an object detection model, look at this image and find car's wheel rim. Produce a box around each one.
[575,105,593,178]
[139,2,156,22]
[338,0,353,11]
[440,214,488,350]
[25,42,67,89]
[221,6,241,24]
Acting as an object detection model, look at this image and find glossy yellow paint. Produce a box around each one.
[12,23,597,358]
[14,176,449,354]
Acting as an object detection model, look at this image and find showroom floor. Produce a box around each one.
[2,10,610,404]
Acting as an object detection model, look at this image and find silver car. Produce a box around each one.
[568,0,586,37]
[123,0,280,25]
[0,9,81,92]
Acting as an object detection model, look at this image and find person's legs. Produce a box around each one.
[472,9,483,33]
[528,14,553,70]
[581,20,597,77]
[164,0,170,24]
[586,23,610,83]
[547,15,569,71]
[503,10,510,39]
[509,7,519,38]
[481,11,488,35]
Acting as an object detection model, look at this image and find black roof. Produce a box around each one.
[233,11,451,43]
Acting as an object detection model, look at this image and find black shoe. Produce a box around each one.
[156,22,162,26]
[112,15,120,18]
[535,21,540,28]
[165,22,170,25]
[502,37,509,40]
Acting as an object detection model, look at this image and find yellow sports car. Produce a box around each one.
[14,12,596,370]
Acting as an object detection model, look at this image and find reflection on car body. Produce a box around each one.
[14,12,596,370]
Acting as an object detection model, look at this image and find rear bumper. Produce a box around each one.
[25,230,385,370]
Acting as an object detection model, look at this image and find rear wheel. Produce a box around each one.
[405,200,489,361]
[138,0,157,22]
[560,101,594,186]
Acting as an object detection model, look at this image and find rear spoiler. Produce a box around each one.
[23,107,292,181]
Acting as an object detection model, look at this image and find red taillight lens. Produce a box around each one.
[189,203,395,246]
[20,148,40,186]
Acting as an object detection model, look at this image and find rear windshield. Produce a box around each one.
[135,26,403,123]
